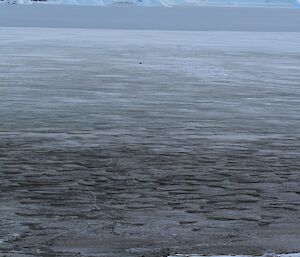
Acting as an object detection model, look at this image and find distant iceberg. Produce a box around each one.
[1,0,300,7]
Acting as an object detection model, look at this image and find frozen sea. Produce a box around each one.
[0,5,300,31]
[0,27,300,256]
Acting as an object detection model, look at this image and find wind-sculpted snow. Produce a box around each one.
[1,28,300,257]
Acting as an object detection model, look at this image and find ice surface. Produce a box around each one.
[1,27,300,257]
[169,254,300,257]
[1,4,300,32]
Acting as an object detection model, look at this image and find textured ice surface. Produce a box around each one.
[0,28,300,257]
[169,252,300,257]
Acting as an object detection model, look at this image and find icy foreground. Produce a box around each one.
[169,252,300,257]
[1,28,300,257]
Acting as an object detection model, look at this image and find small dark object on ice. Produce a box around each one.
[139,62,142,64]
